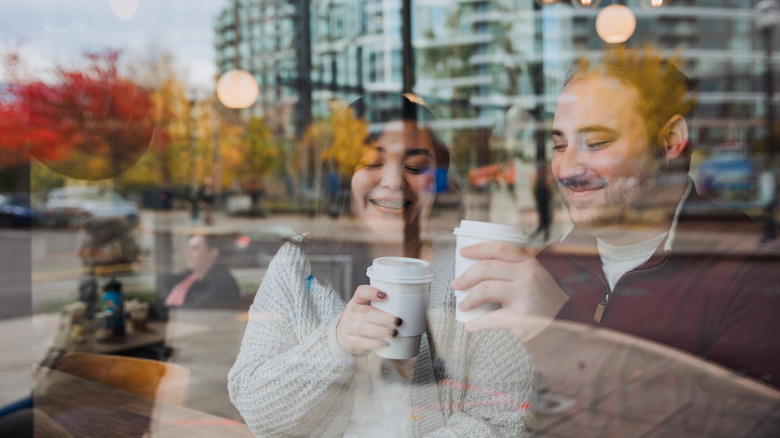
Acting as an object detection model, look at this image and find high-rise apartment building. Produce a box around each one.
[214,1,779,171]
[214,0,300,137]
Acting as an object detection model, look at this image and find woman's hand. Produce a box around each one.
[336,285,402,356]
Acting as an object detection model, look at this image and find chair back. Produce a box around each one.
[54,352,190,405]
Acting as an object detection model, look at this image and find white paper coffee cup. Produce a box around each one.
[367,257,434,359]
[454,220,526,323]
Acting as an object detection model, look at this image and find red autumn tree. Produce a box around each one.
[5,49,155,188]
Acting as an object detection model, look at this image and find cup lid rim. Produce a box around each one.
[454,220,526,243]
[366,256,434,284]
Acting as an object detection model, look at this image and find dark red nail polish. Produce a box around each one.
[377,291,386,299]
[395,317,402,326]
[392,329,398,337]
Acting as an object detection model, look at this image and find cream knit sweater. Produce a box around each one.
[228,235,534,437]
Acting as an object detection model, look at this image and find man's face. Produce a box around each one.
[551,75,664,230]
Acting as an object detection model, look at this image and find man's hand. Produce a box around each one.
[336,285,402,356]
[453,241,569,341]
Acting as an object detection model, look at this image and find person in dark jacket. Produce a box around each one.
[163,233,240,308]
[453,48,780,392]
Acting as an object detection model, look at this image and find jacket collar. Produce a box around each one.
[555,177,695,269]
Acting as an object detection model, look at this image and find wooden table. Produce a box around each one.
[33,367,253,437]
[524,321,780,437]
[63,321,167,355]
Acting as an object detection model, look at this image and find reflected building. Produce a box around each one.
[214,1,778,191]
[563,1,772,159]
[214,0,299,138]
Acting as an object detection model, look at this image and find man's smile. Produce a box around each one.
[558,177,607,200]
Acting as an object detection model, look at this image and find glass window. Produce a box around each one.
[6,2,780,438]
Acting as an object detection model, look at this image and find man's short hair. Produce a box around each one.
[565,47,696,171]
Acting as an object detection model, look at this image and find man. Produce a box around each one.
[454,49,780,391]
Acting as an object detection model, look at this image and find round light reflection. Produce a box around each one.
[216,69,259,109]
[640,0,667,8]
[572,0,602,9]
[109,0,140,20]
[595,5,636,44]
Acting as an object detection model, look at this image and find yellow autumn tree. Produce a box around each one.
[319,103,368,176]
[220,117,280,189]
[123,50,190,190]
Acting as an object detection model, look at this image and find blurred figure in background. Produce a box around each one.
[161,233,240,310]
[528,165,553,243]
[246,176,266,217]
[198,176,216,226]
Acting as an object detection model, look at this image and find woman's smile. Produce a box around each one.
[369,198,410,212]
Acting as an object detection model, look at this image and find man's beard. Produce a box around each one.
[559,158,669,234]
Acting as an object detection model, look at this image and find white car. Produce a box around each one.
[46,186,139,227]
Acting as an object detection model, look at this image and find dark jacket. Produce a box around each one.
[536,192,780,388]
[150,264,241,321]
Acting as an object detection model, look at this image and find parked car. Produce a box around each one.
[46,186,139,227]
[698,154,756,203]
[0,193,47,227]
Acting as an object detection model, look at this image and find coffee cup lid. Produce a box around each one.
[366,257,434,284]
[453,220,526,244]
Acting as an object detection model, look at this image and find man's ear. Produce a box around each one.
[660,114,688,161]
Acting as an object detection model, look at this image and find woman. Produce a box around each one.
[163,233,240,308]
[228,95,534,437]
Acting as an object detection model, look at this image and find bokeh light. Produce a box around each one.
[596,5,637,44]
[640,0,667,8]
[216,69,259,109]
[572,0,602,9]
[108,0,140,20]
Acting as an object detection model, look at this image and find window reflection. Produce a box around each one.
[1,1,779,437]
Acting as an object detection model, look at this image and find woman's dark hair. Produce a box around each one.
[319,93,451,218]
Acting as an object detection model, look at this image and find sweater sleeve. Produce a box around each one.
[427,328,535,437]
[424,236,535,437]
[227,243,358,437]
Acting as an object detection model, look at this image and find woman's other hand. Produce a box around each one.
[336,285,402,356]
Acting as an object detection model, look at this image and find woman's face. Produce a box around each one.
[350,120,437,238]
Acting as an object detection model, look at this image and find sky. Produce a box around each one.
[0,0,225,92]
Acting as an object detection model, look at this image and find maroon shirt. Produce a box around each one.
[537,193,780,388]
